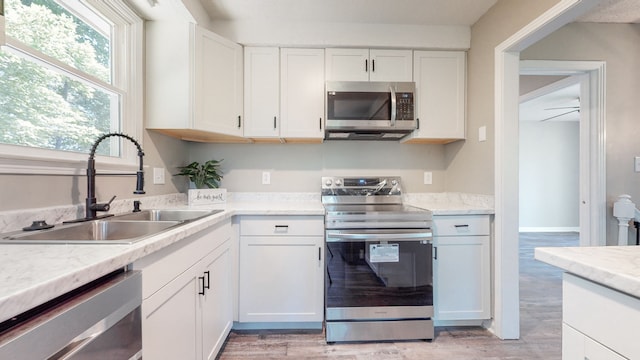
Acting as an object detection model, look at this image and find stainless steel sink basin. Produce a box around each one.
[1,220,181,244]
[111,209,222,222]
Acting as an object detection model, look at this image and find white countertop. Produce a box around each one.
[535,246,640,299]
[0,192,493,325]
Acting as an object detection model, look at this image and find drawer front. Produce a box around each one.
[433,215,490,236]
[240,215,324,236]
[563,273,640,360]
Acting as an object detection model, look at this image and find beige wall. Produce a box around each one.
[188,142,446,193]
[0,130,187,212]
[445,0,562,195]
[521,22,640,244]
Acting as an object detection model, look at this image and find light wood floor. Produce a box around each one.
[217,232,578,360]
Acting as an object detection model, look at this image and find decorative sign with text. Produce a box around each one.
[188,188,226,206]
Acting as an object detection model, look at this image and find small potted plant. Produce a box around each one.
[175,159,226,205]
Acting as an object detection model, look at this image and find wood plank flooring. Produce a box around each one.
[217,232,578,360]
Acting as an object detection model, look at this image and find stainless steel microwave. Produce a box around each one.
[325,81,416,140]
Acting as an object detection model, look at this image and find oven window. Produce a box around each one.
[327,92,391,120]
[326,241,432,308]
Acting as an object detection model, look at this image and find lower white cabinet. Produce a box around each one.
[134,220,233,360]
[238,216,324,325]
[432,215,491,322]
[562,273,640,360]
[563,324,626,360]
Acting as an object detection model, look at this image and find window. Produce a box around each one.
[0,0,143,172]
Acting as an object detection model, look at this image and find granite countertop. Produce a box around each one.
[0,200,324,325]
[0,191,494,325]
[535,246,640,299]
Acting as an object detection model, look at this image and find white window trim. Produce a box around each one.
[0,0,144,175]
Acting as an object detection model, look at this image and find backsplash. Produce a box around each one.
[0,192,494,234]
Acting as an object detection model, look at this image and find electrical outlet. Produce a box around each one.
[479,126,487,142]
[423,171,432,185]
[262,171,271,185]
[153,167,165,185]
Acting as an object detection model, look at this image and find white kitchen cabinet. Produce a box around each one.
[432,215,491,323]
[134,220,233,360]
[238,216,324,326]
[146,22,246,142]
[403,51,466,144]
[280,48,325,141]
[325,48,413,82]
[563,324,626,360]
[243,47,280,141]
[561,273,640,360]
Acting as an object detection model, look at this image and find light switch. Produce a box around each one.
[479,126,487,142]
[153,167,165,185]
[635,157,640,172]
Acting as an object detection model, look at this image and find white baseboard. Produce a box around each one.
[519,227,579,233]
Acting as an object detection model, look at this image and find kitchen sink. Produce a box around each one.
[111,209,222,222]
[0,220,182,244]
[0,209,223,245]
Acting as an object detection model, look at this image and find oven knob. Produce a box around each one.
[335,179,342,186]
[325,179,333,186]
[391,179,398,186]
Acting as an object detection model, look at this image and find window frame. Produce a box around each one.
[0,0,144,175]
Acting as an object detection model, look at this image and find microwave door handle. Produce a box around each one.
[390,86,397,127]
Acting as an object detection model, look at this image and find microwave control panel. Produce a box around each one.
[396,93,414,120]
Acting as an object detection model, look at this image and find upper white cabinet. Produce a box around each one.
[325,48,412,82]
[403,51,466,144]
[280,48,325,141]
[432,215,491,323]
[243,47,280,140]
[146,22,246,142]
[243,47,324,142]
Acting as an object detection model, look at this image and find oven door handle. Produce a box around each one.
[326,230,432,242]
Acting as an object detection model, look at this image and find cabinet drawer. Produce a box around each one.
[240,215,324,236]
[433,215,490,236]
[563,273,640,360]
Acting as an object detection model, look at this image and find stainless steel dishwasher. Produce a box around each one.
[0,269,142,360]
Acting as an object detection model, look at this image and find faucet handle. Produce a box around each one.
[133,200,141,212]
[92,195,116,212]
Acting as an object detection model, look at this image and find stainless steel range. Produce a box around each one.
[322,176,434,343]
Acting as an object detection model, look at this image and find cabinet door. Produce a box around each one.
[433,235,490,320]
[404,51,466,143]
[244,47,280,139]
[369,49,413,82]
[142,265,200,360]
[280,48,325,140]
[239,235,324,322]
[201,241,233,360]
[563,324,626,360]
[196,27,244,137]
[325,48,369,81]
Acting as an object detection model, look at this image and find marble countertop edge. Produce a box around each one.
[535,246,640,299]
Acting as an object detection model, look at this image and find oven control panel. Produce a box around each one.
[321,176,402,202]
[322,176,400,189]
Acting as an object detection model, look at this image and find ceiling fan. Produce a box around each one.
[541,98,580,121]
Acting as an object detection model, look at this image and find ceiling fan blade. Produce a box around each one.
[541,109,580,122]
[544,105,580,110]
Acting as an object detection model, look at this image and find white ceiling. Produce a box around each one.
[199,0,498,26]
[199,0,640,26]
[520,83,581,122]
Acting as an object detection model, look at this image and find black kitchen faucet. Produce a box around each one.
[67,133,145,222]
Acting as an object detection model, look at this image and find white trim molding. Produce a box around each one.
[492,0,602,340]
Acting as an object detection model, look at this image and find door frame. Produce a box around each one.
[492,0,603,340]
[520,60,606,247]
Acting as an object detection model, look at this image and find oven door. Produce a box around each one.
[325,229,433,321]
